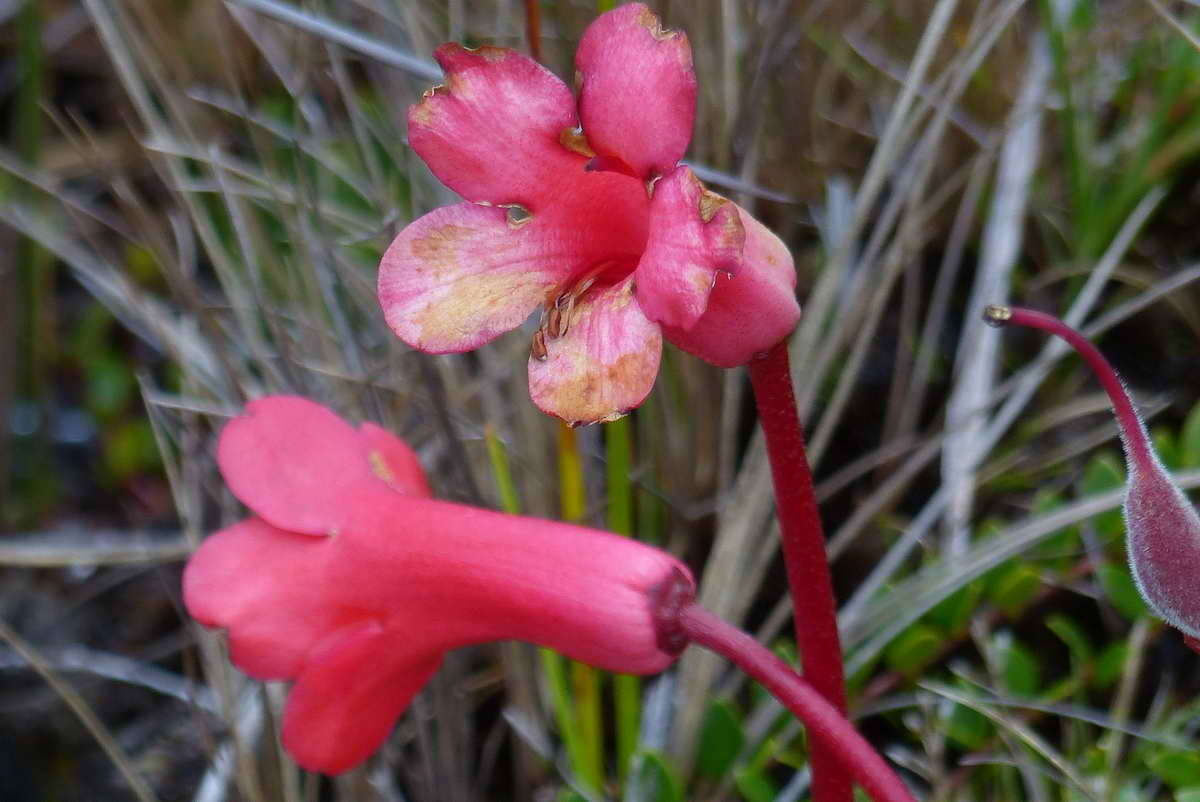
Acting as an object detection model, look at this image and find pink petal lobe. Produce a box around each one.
[633,166,744,331]
[358,423,432,498]
[217,396,373,535]
[379,174,649,354]
[663,207,800,367]
[528,277,662,425]
[576,3,697,180]
[409,44,584,209]
[183,518,342,679]
[379,202,565,353]
[283,622,442,775]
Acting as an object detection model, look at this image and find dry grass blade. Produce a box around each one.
[0,204,224,390]
[941,33,1050,560]
[0,530,189,565]
[837,185,1167,628]
[0,616,161,802]
[226,0,440,80]
[12,0,1200,797]
[919,682,1093,796]
[0,645,217,713]
[791,0,962,384]
[844,468,1200,674]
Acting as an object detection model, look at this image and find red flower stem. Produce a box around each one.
[982,305,1155,471]
[748,340,852,802]
[679,605,915,802]
[524,0,542,64]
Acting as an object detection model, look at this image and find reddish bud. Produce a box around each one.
[986,305,1200,644]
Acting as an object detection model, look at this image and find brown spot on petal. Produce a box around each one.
[410,225,476,274]
[698,191,728,223]
[546,304,564,339]
[411,82,453,126]
[560,127,596,158]
[410,100,435,126]
[545,350,650,426]
[531,330,548,361]
[462,44,509,62]
[636,6,678,40]
[414,270,544,345]
[368,451,395,484]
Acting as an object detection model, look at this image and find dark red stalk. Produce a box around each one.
[747,341,851,802]
[983,305,1154,470]
[679,605,915,802]
[524,0,542,64]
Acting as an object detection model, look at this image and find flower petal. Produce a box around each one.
[576,3,697,180]
[358,422,432,498]
[183,518,343,679]
[283,622,442,775]
[663,207,800,367]
[528,277,662,425]
[333,492,693,673]
[379,176,649,353]
[409,44,585,210]
[217,396,374,535]
[633,166,744,331]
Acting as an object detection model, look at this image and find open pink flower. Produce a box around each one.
[378,3,800,425]
[183,396,694,774]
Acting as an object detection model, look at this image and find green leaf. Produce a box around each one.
[1153,426,1180,471]
[884,623,944,678]
[1030,489,1080,562]
[86,354,135,419]
[772,639,798,669]
[993,631,1041,696]
[928,580,984,634]
[1081,452,1126,537]
[1175,787,1200,802]
[697,700,744,779]
[1148,750,1200,788]
[104,419,160,483]
[946,703,992,750]
[627,750,681,802]
[988,562,1043,615]
[734,767,778,802]
[1097,561,1149,621]
[1046,614,1094,667]
[1182,399,1200,469]
[1095,640,1128,689]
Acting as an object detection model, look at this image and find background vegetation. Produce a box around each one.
[4,0,1200,799]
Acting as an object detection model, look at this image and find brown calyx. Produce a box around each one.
[649,566,696,655]
[529,263,614,361]
[636,6,678,41]
[560,127,596,158]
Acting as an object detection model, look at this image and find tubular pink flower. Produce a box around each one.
[985,305,1200,646]
[183,396,694,775]
[378,3,800,425]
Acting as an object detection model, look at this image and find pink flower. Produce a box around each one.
[377,3,800,425]
[183,396,694,774]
